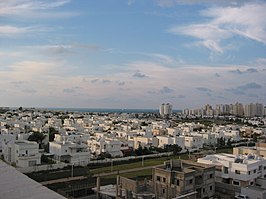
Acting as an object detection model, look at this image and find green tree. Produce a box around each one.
[28,132,46,148]
[226,138,232,147]
[165,144,182,155]
[48,127,59,142]
[253,133,258,143]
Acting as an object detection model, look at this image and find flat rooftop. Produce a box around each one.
[0,160,66,199]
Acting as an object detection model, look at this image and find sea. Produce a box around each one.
[42,107,182,114]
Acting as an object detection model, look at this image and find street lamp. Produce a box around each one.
[111,159,113,172]
[71,163,74,177]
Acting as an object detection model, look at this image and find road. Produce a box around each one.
[40,164,161,185]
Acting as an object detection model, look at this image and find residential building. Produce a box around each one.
[159,103,173,117]
[198,153,266,188]
[153,159,215,199]
[183,136,203,151]
[49,140,90,166]
[233,142,266,158]
[87,137,123,157]
[114,160,216,199]
[3,140,41,168]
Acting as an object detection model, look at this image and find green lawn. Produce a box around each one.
[90,154,188,175]
[26,149,229,183]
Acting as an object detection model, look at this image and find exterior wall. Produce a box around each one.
[198,153,266,189]
[133,136,152,149]
[153,160,215,199]
[241,186,266,199]
[14,141,41,167]
[49,141,90,165]
[156,136,175,148]
[202,133,217,145]
[184,136,203,150]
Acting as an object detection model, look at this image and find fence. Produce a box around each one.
[17,162,67,173]
[89,152,173,164]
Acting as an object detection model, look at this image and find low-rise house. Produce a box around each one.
[156,135,185,150]
[184,136,203,151]
[198,153,266,189]
[133,136,156,149]
[49,140,90,166]
[87,137,123,157]
[3,140,41,168]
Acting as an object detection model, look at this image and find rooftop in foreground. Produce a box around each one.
[0,160,66,199]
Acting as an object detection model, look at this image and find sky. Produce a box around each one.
[0,0,266,109]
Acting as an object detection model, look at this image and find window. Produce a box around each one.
[210,186,213,191]
[264,166,266,170]
[248,171,251,175]
[156,176,160,181]
[210,174,213,179]
[254,170,256,173]
[203,188,205,193]
[224,167,229,174]
[259,166,262,170]
[175,179,179,186]
[189,179,193,184]
[235,170,240,174]
[233,181,240,186]
[162,189,165,194]
[28,160,36,166]
[163,177,166,183]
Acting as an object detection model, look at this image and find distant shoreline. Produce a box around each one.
[43,107,182,114]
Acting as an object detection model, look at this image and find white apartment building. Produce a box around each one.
[3,140,41,168]
[133,136,156,149]
[87,137,123,157]
[156,135,185,150]
[159,103,173,116]
[183,136,203,151]
[198,153,266,188]
[202,132,217,146]
[49,141,90,166]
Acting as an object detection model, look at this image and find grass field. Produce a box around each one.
[26,147,233,182]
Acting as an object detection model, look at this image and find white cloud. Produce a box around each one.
[156,0,256,7]
[203,3,266,44]
[169,2,266,53]
[170,24,231,53]
[0,0,71,16]
[0,25,48,36]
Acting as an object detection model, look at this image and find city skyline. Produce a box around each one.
[0,0,266,109]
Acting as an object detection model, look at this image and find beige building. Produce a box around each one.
[153,160,215,199]
[115,160,215,199]
[233,142,266,158]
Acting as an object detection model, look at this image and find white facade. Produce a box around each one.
[156,135,185,150]
[183,136,203,150]
[159,103,173,116]
[133,136,156,149]
[49,141,90,166]
[87,137,123,157]
[3,140,41,168]
[198,153,266,187]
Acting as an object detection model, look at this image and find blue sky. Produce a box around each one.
[0,0,266,109]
